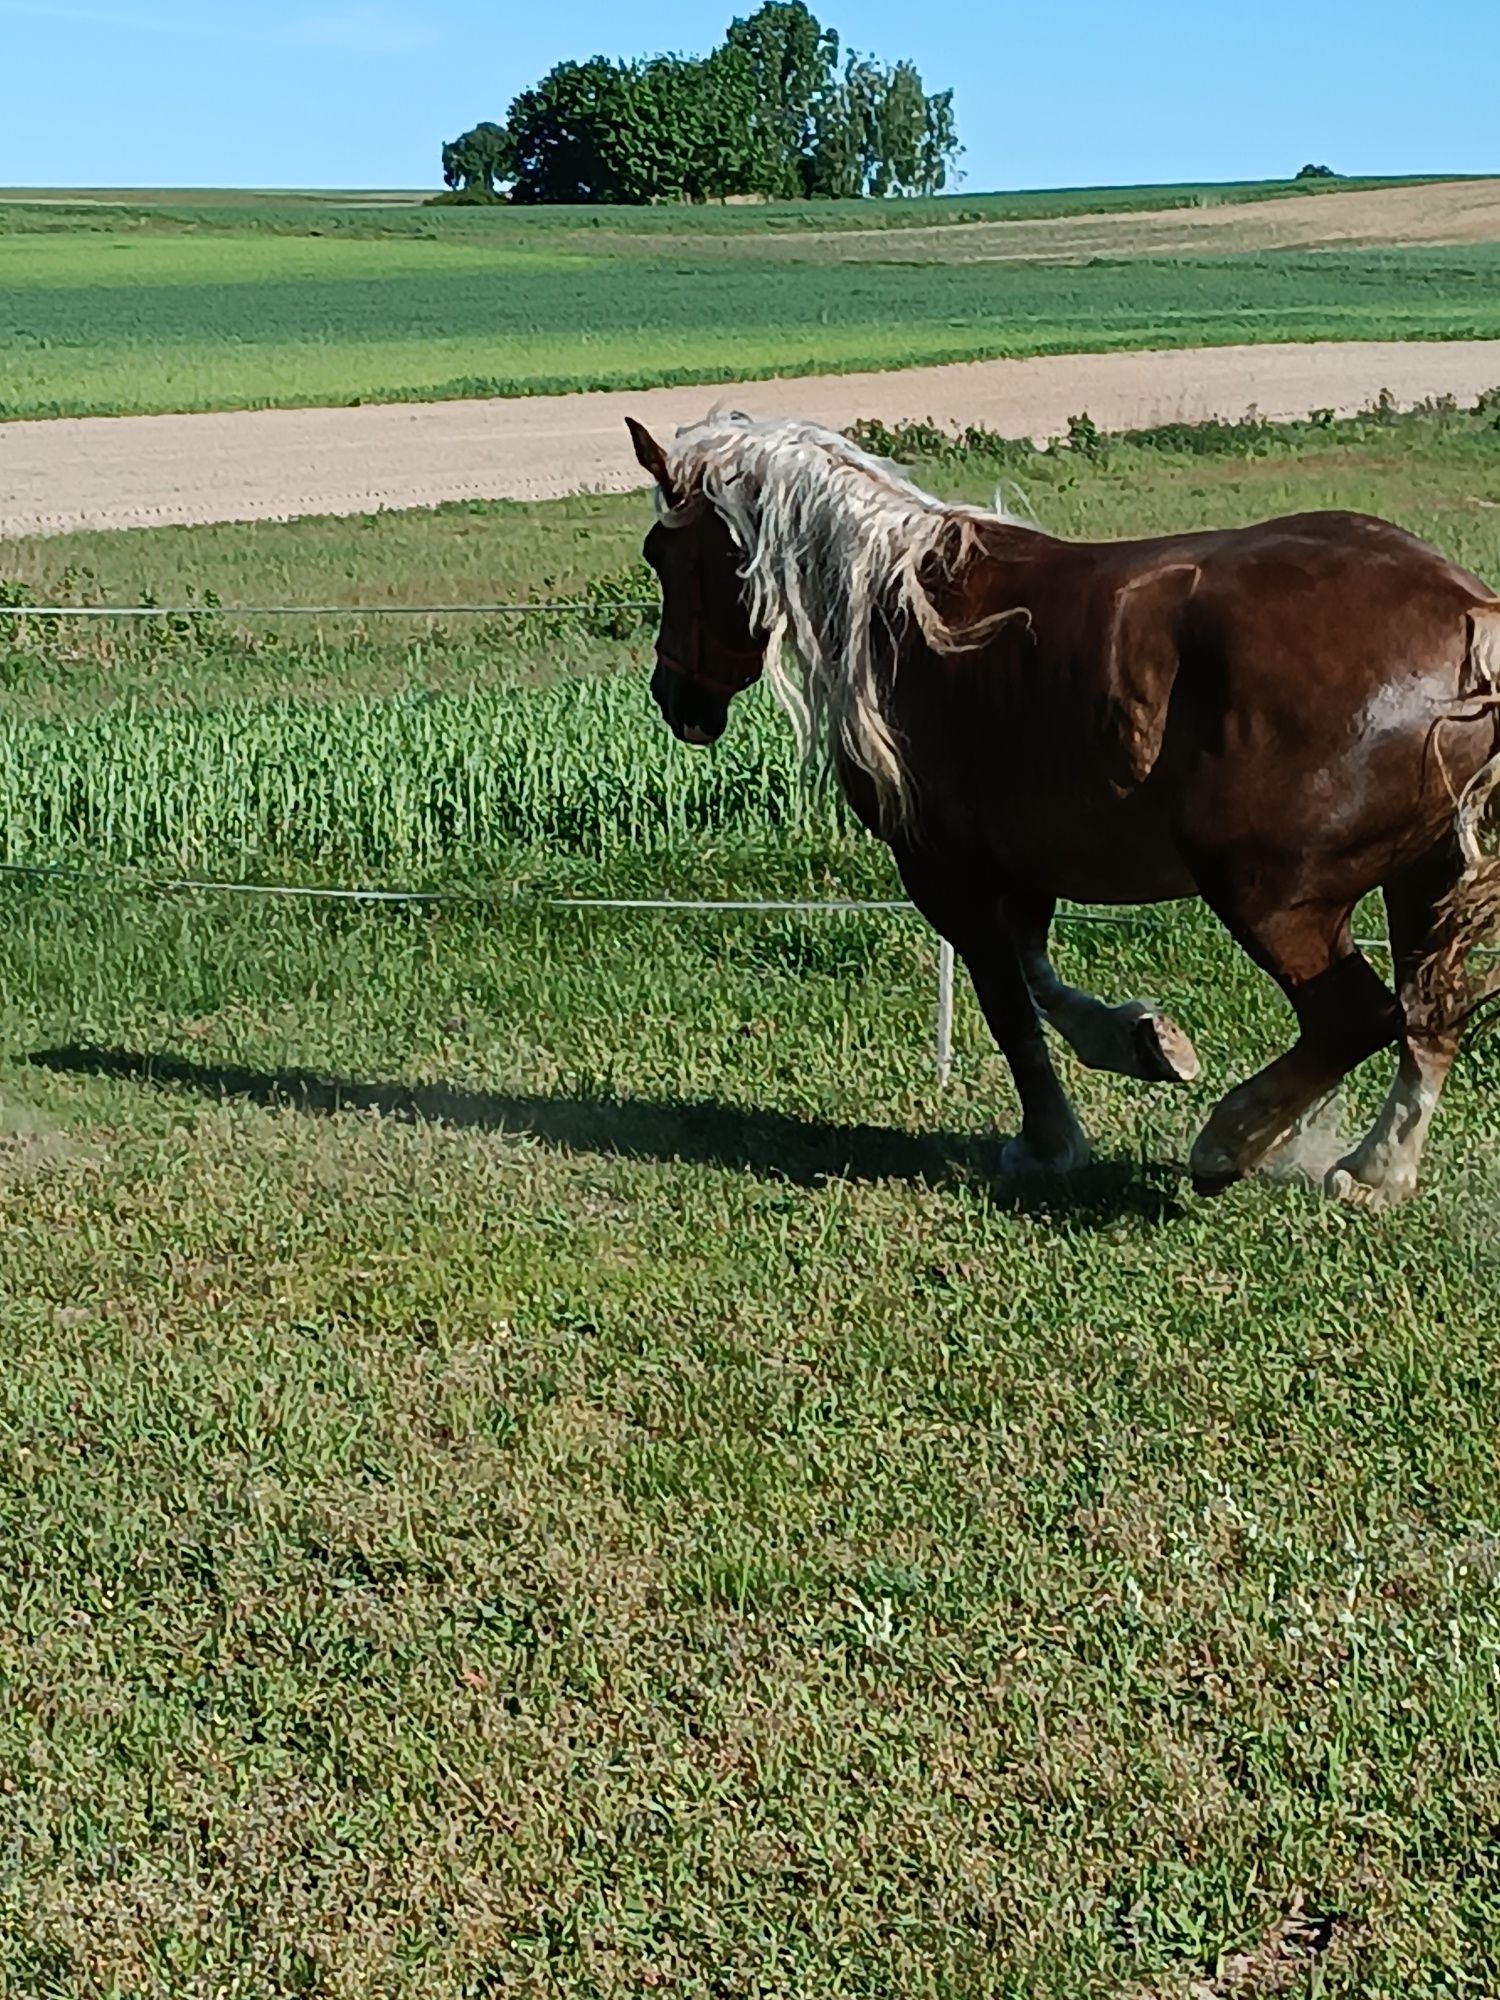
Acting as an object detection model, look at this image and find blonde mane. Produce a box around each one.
[654,411,1031,823]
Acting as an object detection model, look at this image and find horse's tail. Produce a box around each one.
[1418,602,1500,1030]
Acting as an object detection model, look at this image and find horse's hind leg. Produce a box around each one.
[1008,893,1201,1084]
[1188,894,1402,1196]
[1326,848,1466,1209]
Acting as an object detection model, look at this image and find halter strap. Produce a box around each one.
[656,625,765,700]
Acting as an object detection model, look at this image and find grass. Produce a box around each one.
[2,184,1498,419]
[5,870,1500,1996]
[3,410,1500,1992]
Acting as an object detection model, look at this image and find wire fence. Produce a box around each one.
[0,600,658,620]
[0,594,1466,1083]
[0,597,973,1086]
[0,853,1412,1086]
[0,859,917,914]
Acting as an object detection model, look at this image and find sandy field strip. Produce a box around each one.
[3,339,1499,538]
[739,178,1500,263]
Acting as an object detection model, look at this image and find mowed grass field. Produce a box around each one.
[1,406,1500,1993]
[3,178,1499,419]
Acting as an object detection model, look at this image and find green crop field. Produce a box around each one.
[2,405,1500,1993]
[0,174,1453,235]
[2,175,1498,419]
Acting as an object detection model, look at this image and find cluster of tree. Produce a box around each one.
[439,2,959,206]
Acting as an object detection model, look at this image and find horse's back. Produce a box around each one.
[1078,507,1490,605]
[918,507,1498,902]
[1023,506,1494,730]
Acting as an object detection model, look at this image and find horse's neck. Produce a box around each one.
[912,515,1049,638]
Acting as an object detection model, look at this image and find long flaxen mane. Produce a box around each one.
[653,412,1028,820]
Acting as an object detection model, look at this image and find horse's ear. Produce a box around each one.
[626,417,678,507]
[1100,562,1200,790]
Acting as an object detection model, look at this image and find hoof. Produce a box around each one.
[999,1133,1092,1178]
[1325,1161,1416,1211]
[1188,1133,1247,1197]
[1133,1010,1201,1085]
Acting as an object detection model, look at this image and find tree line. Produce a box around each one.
[440,2,960,206]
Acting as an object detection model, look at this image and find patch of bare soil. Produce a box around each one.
[1135,1893,1360,2000]
[750,179,1500,264]
[1190,1896,1343,1997]
[0,1109,87,1183]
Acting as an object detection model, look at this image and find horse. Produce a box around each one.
[625,410,1500,1207]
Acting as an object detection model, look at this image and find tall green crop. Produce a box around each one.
[0,676,834,878]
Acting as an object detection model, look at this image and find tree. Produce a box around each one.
[873,61,944,196]
[440,122,513,198]
[723,1,839,197]
[695,47,766,197]
[507,51,754,204]
[806,50,959,197]
[804,52,871,198]
[507,60,637,204]
[919,88,959,196]
[446,5,960,207]
[617,51,762,203]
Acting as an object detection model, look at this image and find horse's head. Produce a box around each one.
[628,417,768,747]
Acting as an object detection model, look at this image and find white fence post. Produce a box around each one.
[935,938,955,1086]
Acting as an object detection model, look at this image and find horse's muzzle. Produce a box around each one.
[651,655,728,747]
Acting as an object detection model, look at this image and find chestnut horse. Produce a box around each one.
[627,411,1500,1206]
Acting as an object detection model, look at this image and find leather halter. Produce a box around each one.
[655,583,765,700]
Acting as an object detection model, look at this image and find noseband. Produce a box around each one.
[656,618,765,701]
[660,644,764,708]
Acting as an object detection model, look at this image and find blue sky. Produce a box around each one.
[2,0,1495,193]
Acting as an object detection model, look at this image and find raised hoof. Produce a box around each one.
[1325,1162,1417,1212]
[1134,1010,1201,1084]
[998,1133,1092,1178]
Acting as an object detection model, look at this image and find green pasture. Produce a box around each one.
[2,177,1498,419]
[1,409,1499,1993]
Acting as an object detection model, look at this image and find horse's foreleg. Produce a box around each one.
[1007,893,1200,1084]
[899,863,1090,1173]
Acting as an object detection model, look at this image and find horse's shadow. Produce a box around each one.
[26,1045,1185,1225]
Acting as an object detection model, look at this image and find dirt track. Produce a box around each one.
[4,339,1500,538]
[752,177,1500,263]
